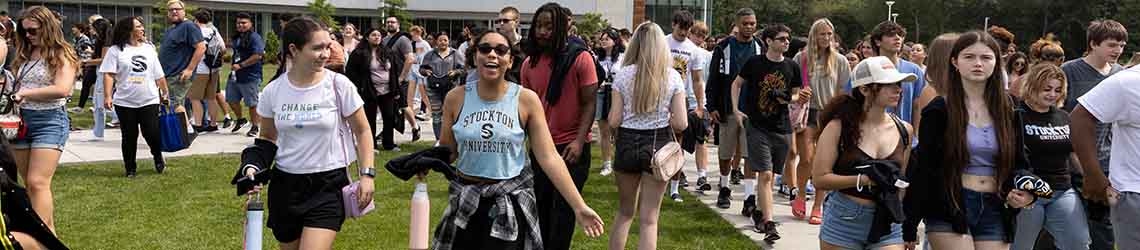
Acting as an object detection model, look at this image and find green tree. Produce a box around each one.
[265,30,281,64]
[380,0,413,31]
[148,0,198,46]
[575,13,611,38]
[308,0,340,32]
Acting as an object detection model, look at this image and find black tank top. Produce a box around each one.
[832,115,909,199]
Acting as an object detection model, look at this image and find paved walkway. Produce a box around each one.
[61,121,902,249]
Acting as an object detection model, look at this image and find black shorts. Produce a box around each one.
[806,108,821,128]
[613,127,674,174]
[745,125,790,173]
[681,111,709,153]
[267,168,350,243]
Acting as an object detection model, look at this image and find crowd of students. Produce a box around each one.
[0,0,1135,249]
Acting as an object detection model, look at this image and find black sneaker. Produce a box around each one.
[192,125,205,133]
[222,117,233,128]
[742,195,757,217]
[154,161,166,174]
[788,187,799,201]
[411,127,421,142]
[696,177,712,191]
[231,118,248,133]
[679,174,690,187]
[670,193,683,202]
[750,208,766,232]
[246,126,259,137]
[731,169,742,185]
[716,187,732,209]
[761,221,781,244]
[201,125,219,133]
[125,169,137,178]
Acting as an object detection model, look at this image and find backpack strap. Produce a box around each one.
[889,114,909,148]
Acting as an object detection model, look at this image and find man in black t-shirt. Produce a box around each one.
[729,23,805,242]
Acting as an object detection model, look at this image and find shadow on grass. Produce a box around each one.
[52,142,754,249]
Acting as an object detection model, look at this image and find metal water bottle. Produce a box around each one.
[244,195,264,250]
[409,182,430,250]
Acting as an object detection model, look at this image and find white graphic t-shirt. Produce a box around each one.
[257,70,365,174]
[98,43,166,108]
[666,34,706,110]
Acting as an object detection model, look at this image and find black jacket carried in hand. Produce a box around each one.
[385,147,457,181]
[231,139,276,196]
[903,97,1034,242]
[856,159,906,244]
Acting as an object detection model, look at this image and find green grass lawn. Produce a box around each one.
[66,64,279,130]
[53,142,755,249]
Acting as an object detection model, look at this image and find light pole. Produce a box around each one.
[886,1,896,21]
[984,17,990,29]
[892,13,899,22]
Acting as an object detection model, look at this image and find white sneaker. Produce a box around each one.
[600,161,613,176]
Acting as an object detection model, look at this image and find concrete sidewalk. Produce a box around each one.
[61,120,437,164]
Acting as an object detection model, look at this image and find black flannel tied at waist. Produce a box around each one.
[855,159,907,244]
[431,168,541,250]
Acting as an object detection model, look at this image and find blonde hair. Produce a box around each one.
[1021,63,1068,107]
[166,0,185,8]
[805,18,838,80]
[622,22,671,114]
[13,6,78,77]
[690,21,709,38]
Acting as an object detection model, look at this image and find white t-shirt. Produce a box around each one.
[98,43,165,108]
[613,64,684,130]
[665,34,706,110]
[195,25,223,74]
[1077,65,1140,193]
[257,70,365,174]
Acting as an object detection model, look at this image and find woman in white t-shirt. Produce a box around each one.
[100,16,169,178]
[607,22,688,250]
[593,29,623,177]
[242,17,375,250]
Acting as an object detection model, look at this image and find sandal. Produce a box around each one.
[791,198,807,220]
[809,207,823,225]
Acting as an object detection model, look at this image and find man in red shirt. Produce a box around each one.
[519,3,598,250]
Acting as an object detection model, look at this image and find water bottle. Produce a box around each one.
[409,182,430,250]
[244,195,264,250]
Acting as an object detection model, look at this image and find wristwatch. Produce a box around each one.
[360,167,377,178]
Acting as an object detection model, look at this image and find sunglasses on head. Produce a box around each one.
[477,43,511,55]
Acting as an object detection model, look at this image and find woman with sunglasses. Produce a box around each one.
[814,56,915,250]
[100,16,168,178]
[432,30,604,249]
[1006,52,1029,97]
[6,6,79,233]
[242,17,375,250]
[904,31,1036,250]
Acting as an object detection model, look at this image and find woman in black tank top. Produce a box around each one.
[812,57,915,250]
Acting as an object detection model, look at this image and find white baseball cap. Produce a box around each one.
[852,56,917,89]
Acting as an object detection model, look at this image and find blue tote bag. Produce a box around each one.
[159,105,195,152]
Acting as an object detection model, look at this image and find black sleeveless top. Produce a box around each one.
[833,115,909,200]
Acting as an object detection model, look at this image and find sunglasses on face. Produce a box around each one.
[477,43,511,55]
[22,28,37,36]
[1042,53,1064,60]
[495,18,515,24]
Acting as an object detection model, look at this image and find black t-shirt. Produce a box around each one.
[738,55,801,134]
[1020,102,1073,191]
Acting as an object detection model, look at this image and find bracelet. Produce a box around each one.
[856,174,864,192]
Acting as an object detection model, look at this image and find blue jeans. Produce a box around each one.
[1012,188,1090,250]
[11,108,69,150]
[820,192,904,249]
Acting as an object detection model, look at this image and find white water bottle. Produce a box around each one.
[244,196,264,250]
[409,182,430,250]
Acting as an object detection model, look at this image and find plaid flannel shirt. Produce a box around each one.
[432,169,541,250]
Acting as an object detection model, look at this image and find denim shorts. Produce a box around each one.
[11,108,70,150]
[926,188,1006,241]
[820,192,904,249]
[225,81,261,107]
